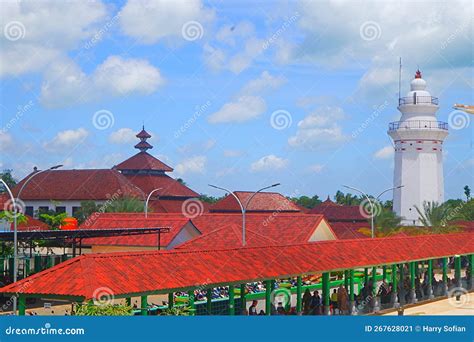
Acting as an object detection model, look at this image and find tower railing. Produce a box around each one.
[388,120,448,131]
[398,96,438,106]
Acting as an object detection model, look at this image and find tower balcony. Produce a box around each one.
[398,96,438,106]
[388,120,448,131]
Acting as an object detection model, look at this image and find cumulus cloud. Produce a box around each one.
[288,106,349,150]
[251,155,288,172]
[43,128,89,152]
[119,0,214,44]
[374,145,394,159]
[109,128,137,144]
[175,155,206,175]
[0,1,107,77]
[208,71,285,124]
[41,56,164,108]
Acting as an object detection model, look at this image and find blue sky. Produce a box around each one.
[1,0,472,201]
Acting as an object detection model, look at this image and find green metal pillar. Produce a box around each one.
[168,292,174,309]
[240,284,247,314]
[25,259,30,277]
[296,276,302,314]
[188,290,195,316]
[364,267,369,284]
[140,296,148,316]
[427,259,434,298]
[344,270,349,289]
[371,266,377,295]
[18,295,26,316]
[442,257,448,283]
[454,256,461,287]
[125,297,131,307]
[391,264,398,306]
[61,254,68,262]
[349,270,355,302]
[34,255,41,273]
[206,289,212,314]
[0,257,4,276]
[382,266,387,282]
[322,272,330,315]
[469,255,474,290]
[409,262,416,303]
[46,255,53,269]
[229,285,235,316]
[265,280,272,316]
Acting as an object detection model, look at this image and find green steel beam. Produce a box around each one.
[428,259,433,286]
[229,285,235,316]
[188,290,195,316]
[168,292,174,309]
[296,276,302,314]
[322,272,330,308]
[240,283,246,314]
[18,295,26,316]
[442,257,448,283]
[140,296,148,316]
[125,297,131,307]
[372,266,377,295]
[410,262,415,289]
[349,270,355,301]
[344,270,349,289]
[265,280,272,316]
[391,264,397,290]
[454,256,461,286]
[206,289,212,314]
[364,268,369,284]
[382,266,387,282]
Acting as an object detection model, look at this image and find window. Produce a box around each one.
[38,206,49,215]
[72,206,81,216]
[55,206,66,214]
[25,206,34,216]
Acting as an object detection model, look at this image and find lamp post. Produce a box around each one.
[145,188,162,218]
[7,164,62,315]
[343,185,403,238]
[209,183,280,246]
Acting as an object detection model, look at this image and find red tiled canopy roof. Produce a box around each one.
[124,174,199,198]
[1,233,472,299]
[114,152,173,172]
[328,221,370,239]
[210,192,300,212]
[310,198,366,222]
[13,170,144,200]
[80,213,192,247]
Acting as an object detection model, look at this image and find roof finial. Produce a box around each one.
[415,69,422,79]
[135,126,153,152]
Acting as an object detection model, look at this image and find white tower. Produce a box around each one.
[388,70,449,226]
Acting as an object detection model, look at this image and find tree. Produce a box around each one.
[73,201,99,224]
[334,191,362,206]
[464,185,471,201]
[40,212,67,230]
[289,195,322,209]
[414,201,458,230]
[0,169,17,192]
[199,194,222,204]
[458,199,474,221]
[74,303,133,316]
[374,209,402,236]
[105,197,144,213]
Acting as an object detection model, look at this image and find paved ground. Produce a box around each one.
[383,296,473,316]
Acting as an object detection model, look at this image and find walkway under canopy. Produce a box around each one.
[1,233,472,301]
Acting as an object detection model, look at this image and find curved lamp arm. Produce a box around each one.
[208,184,244,214]
[17,164,63,199]
[145,188,163,218]
[244,183,281,210]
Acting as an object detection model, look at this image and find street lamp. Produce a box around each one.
[145,188,162,218]
[209,183,281,246]
[6,164,62,315]
[343,185,404,238]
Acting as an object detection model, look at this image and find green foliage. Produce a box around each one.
[104,197,144,213]
[374,209,402,235]
[160,306,194,316]
[199,194,222,204]
[74,303,133,316]
[0,169,17,192]
[73,201,99,224]
[176,178,186,185]
[334,191,363,206]
[464,185,471,201]
[39,212,67,230]
[0,211,27,224]
[288,195,322,209]
[0,243,14,257]
[458,199,474,221]
[414,201,458,229]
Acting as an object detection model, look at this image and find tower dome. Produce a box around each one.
[410,70,427,91]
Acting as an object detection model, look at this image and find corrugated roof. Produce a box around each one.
[210,192,300,212]
[309,198,367,222]
[114,152,173,172]
[124,174,199,198]
[1,233,472,299]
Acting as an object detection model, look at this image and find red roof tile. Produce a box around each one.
[309,199,367,222]
[13,215,49,231]
[328,221,370,239]
[124,174,199,198]
[2,233,472,299]
[210,192,300,212]
[148,199,209,213]
[114,152,173,172]
[80,213,193,247]
[13,170,144,200]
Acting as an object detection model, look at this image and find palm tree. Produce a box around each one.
[413,201,461,233]
[374,209,402,236]
[105,197,145,213]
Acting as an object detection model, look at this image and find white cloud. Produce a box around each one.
[43,128,89,152]
[288,106,349,150]
[208,71,285,124]
[119,0,214,44]
[308,164,324,173]
[208,96,266,124]
[374,145,394,159]
[175,155,206,175]
[0,132,14,152]
[109,128,137,144]
[251,155,288,172]
[41,56,164,108]
[223,150,244,158]
[0,1,107,77]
